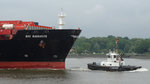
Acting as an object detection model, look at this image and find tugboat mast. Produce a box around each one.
[115,38,119,54]
[115,38,123,66]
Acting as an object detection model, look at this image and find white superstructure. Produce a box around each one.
[58,8,66,29]
[101,51,125,67]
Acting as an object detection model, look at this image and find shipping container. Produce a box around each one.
[0,29,12,35]
[14,24,26,30]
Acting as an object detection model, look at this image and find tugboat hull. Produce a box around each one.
[88,63,142,71]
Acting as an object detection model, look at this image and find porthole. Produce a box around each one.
[24,54,29,57]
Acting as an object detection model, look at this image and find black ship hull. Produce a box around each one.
[88,63,142,71]
[0,29,81,69]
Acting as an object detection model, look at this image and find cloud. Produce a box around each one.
[85,4,105,15]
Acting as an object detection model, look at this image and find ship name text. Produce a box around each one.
[25,35,47,38]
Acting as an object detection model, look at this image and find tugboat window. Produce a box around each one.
[108,55,110,58]
[114,55,116,58]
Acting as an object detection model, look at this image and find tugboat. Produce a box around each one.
[87,38,142,71]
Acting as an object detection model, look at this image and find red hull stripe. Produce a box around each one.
[0,62,65,69]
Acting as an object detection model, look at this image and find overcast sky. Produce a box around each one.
[0,0,150,38]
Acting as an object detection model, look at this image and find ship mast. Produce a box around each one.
[58,8,66,29]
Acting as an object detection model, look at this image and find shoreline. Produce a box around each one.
[67,54,150,59]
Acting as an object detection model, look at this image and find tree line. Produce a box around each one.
[71,35,150,54]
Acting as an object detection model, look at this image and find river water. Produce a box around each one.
[0,57,149,84]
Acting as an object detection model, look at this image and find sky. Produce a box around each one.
[0,0,150,38]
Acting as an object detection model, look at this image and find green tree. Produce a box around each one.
[72,36,150,54]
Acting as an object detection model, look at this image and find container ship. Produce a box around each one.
[0,10,81,69]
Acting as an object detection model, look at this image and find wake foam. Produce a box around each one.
[67,67,91,71]
[129,68,149,72]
